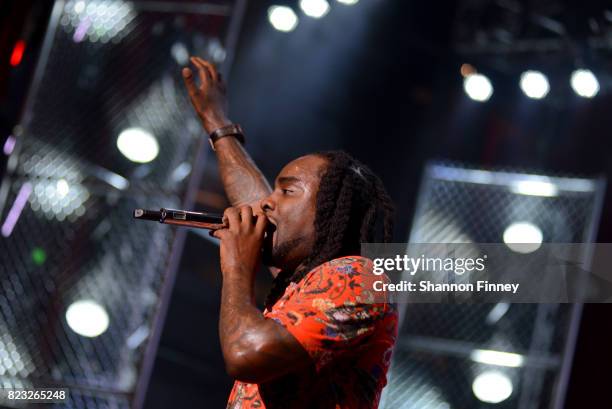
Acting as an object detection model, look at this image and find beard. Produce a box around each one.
[262,234,307,269]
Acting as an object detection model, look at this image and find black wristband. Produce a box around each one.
[208,124,245,150]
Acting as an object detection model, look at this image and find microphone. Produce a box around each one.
[133,208,225,230]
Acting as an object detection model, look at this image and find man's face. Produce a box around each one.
[260,155,328,271]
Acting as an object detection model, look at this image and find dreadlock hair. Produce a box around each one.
[264,150,394,310]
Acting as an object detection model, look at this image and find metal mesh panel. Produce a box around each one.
[384,349,560,409]
[0,1,239,407]
[381,162,605,409]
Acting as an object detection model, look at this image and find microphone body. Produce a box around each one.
[133,208,225,230]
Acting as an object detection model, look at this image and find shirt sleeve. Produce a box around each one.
[265,257,390,371]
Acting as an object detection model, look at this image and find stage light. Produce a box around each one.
[73,1,85,14]
[300,0,331,18]
[503,222,543,254]
[171,162,192,183]
[570,69,599,98]
[470,349,524,368]
[116,127,159,163]
[486,302,510,324]
[31,247,47,266]
[3,135,16,155]
[92,167,129,190]
[56,179,70,198]
[510,180,558,197]
[10,40,26,67]
[30,179,89,222]
[463,73,493,102]
[1,183,32,237]
[126,326,150,349]
[520,70,549,99]
[337,0,359,5]
[171,42,189,65]
[66,300,109,338]
[268,6,299,32]
[206,38,227,63]
[472,371,513,403]
[63,0,136,43]
[0,331,34,377]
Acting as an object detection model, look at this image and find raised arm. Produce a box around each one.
[182,57,272,207]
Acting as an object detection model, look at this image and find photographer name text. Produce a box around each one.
[373,280,519,294]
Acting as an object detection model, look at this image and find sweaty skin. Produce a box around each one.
[261,156,327,272]
[212,156,327,384]
[182,56,272,208]
[183,58,326,383]
[183,56,278,277]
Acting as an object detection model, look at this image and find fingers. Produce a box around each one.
[191,57,216,87]
[252,202,265,218]
[182,67,198,96]
[223,207,240,231]
[255,212,268,235]
[190,57,212,89]
[255,199,267,215]
[220,205,264,235]
[211,228,228,239]
[239,206,254,227]
[196,57,219,83]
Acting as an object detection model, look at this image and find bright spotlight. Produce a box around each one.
[520,70,549,99]
[300,0,330,18]
[463,73,493,102]
[268,6,299,32]
[337,0,359,4]
[66,300,109,337]
[510,180,558,197]
[116,127,159,163]
[472,371,513,403]
[171,42,189,65]
[64,0,136,43]
[503,222,543,254]
[470,349,524,368]
[73,1,86,14]
[571,69,599,98]
[56,179,70,198]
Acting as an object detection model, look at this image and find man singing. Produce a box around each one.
[182,57,398,409]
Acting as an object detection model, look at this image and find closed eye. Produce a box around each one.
[282,189,294,194]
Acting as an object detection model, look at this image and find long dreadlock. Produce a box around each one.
[264,150,394,309]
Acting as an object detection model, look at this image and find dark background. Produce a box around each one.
[1,0,611,407]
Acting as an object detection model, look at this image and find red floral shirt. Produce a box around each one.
[226,256,398,409]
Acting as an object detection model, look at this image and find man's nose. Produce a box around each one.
[260,196,275,213]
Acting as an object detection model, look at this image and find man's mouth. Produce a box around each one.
[264,217,277,240]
